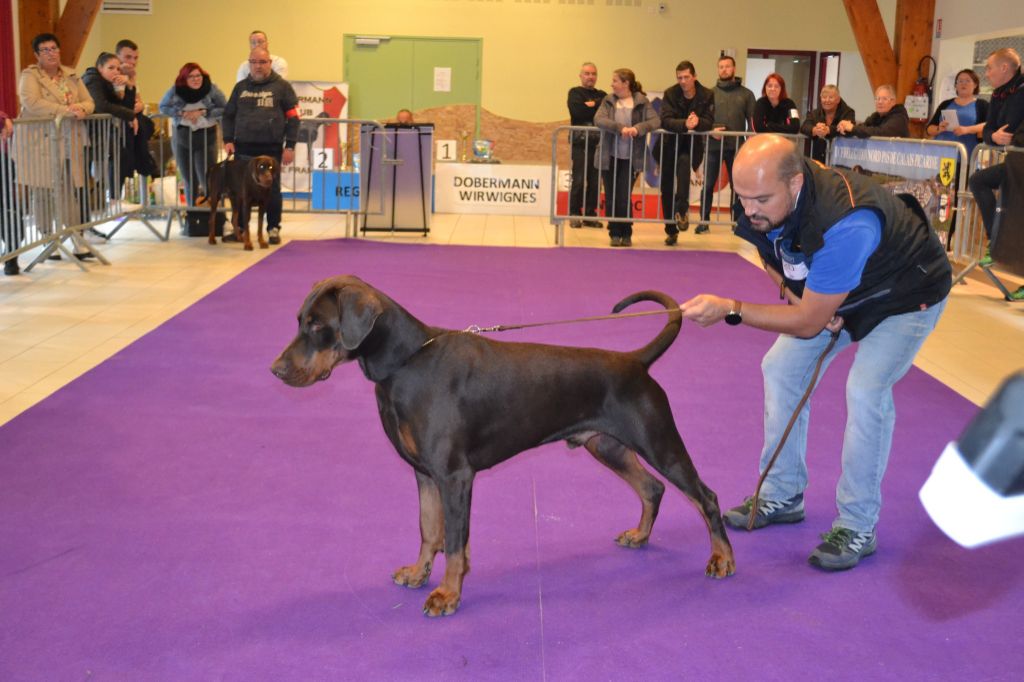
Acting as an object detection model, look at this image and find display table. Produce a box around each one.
[434,162,552,216]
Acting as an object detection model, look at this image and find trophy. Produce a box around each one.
[459,130,470,162]
[339,142,350,170]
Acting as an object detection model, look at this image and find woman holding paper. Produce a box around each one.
[159,63,227,205]
[926,69,988,160]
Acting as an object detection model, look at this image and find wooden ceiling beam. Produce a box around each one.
[842,0,898,90]
[54,0,103,68]
[17,0,58,70]
[893,0,935,101]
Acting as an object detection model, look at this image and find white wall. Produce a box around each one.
[934,0,1023,41]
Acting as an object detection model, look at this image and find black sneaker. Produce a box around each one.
[621,236,632,247]
[808,527,877,571]
[723,493,805,530]
[222,232,240,243]
[694,224,710,235]
[610,236,622,247]
[268,227,281,245]
[569,220,583,229]
[582,219,603,228]
[664,232,678,246]
[3,259,19,276]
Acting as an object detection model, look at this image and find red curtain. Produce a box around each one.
[0,0,16,116]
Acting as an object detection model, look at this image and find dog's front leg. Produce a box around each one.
[257,206,268,249]
[423,471,474,617]
[392,471,444,589]
[241,195,254,251]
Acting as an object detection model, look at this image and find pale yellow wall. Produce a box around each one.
[87,0,865,121]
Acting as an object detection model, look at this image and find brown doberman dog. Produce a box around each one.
[270,276,735,617]
[206,155,278,251]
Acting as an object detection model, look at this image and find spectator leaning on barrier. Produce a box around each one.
[836,84,909,138]
[593,68,659,248]
[223,47,299,246]
[1,110,21,276]
[753,72,800,135]
[680,133,951,571]
[82,52,138,194]
[968,48,1024,284]
[159,63,227,207]
[236,31,288,83]
[801,85,855,164]
[658,60,714,245]
[926,69,987,161]
[701,54,756,232]
[114,39,158,182]
[567,62,607,228]
[17,33,95,260]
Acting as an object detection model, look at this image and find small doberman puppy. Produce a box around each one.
[206,155,278,250]
[271,276,734,617]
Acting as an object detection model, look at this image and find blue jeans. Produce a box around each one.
[757,298,947,532]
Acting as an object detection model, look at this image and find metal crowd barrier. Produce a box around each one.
[953,143,1024,296]
[1,114,125,272]
[549,126,812,246]
[134,115,386,240]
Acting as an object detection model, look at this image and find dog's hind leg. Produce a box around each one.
[393,470,445,589]
[632,423,735,578]
[584,433,665,548]
[423,470,474,617]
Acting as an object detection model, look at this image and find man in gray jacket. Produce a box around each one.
[223,47,299,245]
[700,55,755,233]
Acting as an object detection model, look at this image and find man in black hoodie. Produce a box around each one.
[566,62,606,228]
[968,47,1024,290]
[223,47,300,245]
[658,60,714,245]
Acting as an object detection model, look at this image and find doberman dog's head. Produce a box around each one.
[271,276,385,387]
[250,155,278,190]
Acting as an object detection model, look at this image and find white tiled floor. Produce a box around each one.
[2,211,1022,425]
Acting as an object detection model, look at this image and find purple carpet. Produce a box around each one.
[2,239,1020,680]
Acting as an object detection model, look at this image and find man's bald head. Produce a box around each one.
[735,134,803,186]
[732,134,805,232]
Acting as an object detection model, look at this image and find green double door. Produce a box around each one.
[343,35,482,130]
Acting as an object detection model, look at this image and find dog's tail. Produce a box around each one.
[613,290,682,367]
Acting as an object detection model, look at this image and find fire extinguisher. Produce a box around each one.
[908,56,936,123]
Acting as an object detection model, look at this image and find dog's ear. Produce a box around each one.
[335,285,383,350]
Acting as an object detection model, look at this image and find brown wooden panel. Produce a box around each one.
[894,0,935,135]
[842,0,897,90]
[17,0,58,70]
[54,0,102,68]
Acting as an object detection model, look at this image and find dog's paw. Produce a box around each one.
[207,237,217,245]
[244,243,254,251]
[392,562,431,588]
[422,586,460,617]
[704,552,736,579]
[259,241,268,249]
[614,529,650,548]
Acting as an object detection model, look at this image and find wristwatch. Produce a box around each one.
[724,300,743,326]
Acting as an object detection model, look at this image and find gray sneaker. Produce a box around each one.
[723,493,805,530]
[808,527,877,571]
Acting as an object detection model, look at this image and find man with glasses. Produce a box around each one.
[836,84,910,138]
[236,31,289,83]
[223,47,299,245]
